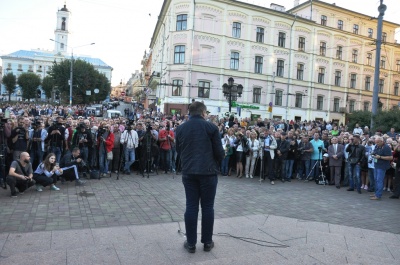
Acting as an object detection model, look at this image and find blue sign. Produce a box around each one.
[269,102,273,107]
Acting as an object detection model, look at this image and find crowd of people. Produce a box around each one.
[0,102,399,201]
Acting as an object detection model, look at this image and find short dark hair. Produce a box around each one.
[189,101,207,116]
[72,147,80,153]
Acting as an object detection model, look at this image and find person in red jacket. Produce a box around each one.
[97,124,114,177]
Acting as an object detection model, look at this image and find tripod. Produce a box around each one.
[258,140,264,183]
[305,148,326,185]
[141,130,156,178]
[0,125,7,189]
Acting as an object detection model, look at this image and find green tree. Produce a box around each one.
[50,59,110,104]
[347,111,372,132]
[17,73,41,101]
[375,110,400,133]
[41,76,54,99]
[2,72,17,102]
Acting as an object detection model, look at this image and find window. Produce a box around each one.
[336,46,342,60]
[232,22,241,38]
[60,43,64,49]
[18,64,22,71]
[320,42,326,56]
[365,76,371,91]
[317,96,323,110]
[335,71,341,86]
[318,67,325,84]
[338,20,343,30]
[28,65,33,72]
[254,56,263,74]
[276,60,284,77]
[296,63,304,80]
[349,100,355,113]
[174,45,185,64]
[380,56,386,69]
[353,24,359,34]
[278,32,286,47]
[176,14,187,31]
[295,93,303,108]
[394,82,399,96]
[253,87,261,104]
[230,52,239,70]
[367,53,372,66]
[352,49,358,63]
[333,98,340,112]
[275,90,283,106]
[379,79,384,93]
[198,81,210,98]
[321,15,327,26]
[382,32,387,42]
[368,28,373,38]
[363,101,369,111]
[172,80,183,96]
[350,74,357,88]
[397,60,400,72]
[298,37,305,51]
[256,27,264,43]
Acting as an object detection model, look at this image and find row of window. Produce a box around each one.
[321,15,388,41]
[6,63,49,72]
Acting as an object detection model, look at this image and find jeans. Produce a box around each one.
[275,158,287,180]
[373,168,386,198]
[50,146,62,163]
[310,160,320,180]
[170,146,177,171]
[80,146,88,164]
[160,149,171,172]
[343,162,350,186]
[368,168,375,190]
[182,174,218,246]
[221,156,229,175]
[30,148,43,165]
[348,163,361,191]
[124,148,136,173]
[98,150,108,174]
[285,159,295,179]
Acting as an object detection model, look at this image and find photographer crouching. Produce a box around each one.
[59,147,86,186]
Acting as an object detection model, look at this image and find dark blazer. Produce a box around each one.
[275,139,290,160]
[176,115,224,175]
[328,143,344,167]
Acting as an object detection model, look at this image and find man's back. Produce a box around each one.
[176,116,224,175]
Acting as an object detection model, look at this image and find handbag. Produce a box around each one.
[348,157,358,165]
[107,151,113,160]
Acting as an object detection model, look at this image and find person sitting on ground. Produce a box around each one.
[6,152,35,197]
[33,153,63,191]
[59,147,86,185]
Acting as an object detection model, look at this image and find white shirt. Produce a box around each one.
[120,130,139,149]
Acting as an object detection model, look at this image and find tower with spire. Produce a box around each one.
[54,3,70,54]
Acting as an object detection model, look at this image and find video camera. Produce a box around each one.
[126,119,135,131]
[145,122,152,132]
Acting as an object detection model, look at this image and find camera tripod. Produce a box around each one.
[0,125,7,189]
[140,130,158,178]
[305,148,327,185]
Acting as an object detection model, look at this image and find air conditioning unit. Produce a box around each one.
[339,107,347,113]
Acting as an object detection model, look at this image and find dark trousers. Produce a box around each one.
[263,151,275,180]
[330,166,342,186]
[160,149,171,172]
[182,174,217,246]
[111,148,121,172]
[393,168,400,197]
[33,173,55,187]
[6,175,34,195]
[61,165,79,181]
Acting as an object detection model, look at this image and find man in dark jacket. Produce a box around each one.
[176,101,224,254]
[274,132,290,182]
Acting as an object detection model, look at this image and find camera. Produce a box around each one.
[318,146,322,151]
[145,122,152,132]
[98,127,106,137]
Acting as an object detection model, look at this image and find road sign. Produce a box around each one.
[268,106,272,112]
[121,91,126,96]
[269,102,273,107]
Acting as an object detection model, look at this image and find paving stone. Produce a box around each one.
[1,231,52,256]
[0,249,66,265]
[51,229,94,250]
[91,226,134,246]
[66,245,120,265]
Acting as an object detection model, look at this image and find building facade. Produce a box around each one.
[147,0,400,123]
[0,5,112,101]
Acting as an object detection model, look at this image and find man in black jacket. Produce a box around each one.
[275,132,290,182]
[176,101,224,254]
[345,135,365,194]
[59,147,86,185]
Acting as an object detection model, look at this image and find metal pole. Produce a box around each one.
[371,0,386,131]
[270,72,275,119]
[70,49,73,106]
[229,88,232,113]
[285,16,297,121]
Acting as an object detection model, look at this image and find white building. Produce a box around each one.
[147,0,400,124]
[0,4,112,101]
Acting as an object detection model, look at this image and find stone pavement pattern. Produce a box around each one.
[0,214,399,264]
[0,173,399,264]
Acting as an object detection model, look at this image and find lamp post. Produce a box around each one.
[222,77,243,113]
[49,39,95,105]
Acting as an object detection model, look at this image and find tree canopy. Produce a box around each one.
[41,75,54,99]
[2,72,17,101]
[347,110,400,133]
[50,58,111,104]
[17,73,41,101]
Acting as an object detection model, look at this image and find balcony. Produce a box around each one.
[148,71,161,89]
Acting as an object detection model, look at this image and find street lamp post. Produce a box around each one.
[49,39,95,105]
[222,77,243,113]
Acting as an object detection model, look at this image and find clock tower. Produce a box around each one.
[54,4,70,54]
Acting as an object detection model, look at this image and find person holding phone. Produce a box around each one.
[33,153,63,192]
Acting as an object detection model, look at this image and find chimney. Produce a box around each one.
[294,0,300,7]
[270,3,286,12]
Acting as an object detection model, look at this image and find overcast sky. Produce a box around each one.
[0,0,399,86]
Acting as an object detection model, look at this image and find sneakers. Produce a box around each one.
[361,185,365,189]
[383,187,387,191]
[36,184,43,192]
[270,181,275,185]
[249,175,253,179]
[75,179,86,186]
[387,188,392,192]
[50,185,60,191]
[364,185,368,190]
[246,174,249,178]
[10,193,18,198]
[204,241,214,252]
[370,196,381,200]
[184,241,196,253]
